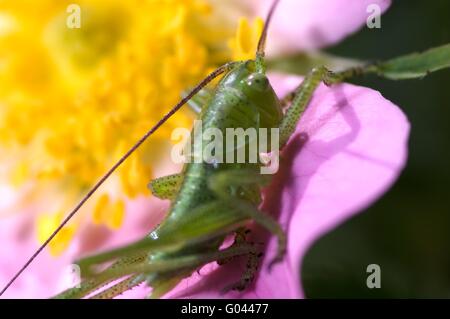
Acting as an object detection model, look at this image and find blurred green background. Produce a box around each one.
[302,0,450,298]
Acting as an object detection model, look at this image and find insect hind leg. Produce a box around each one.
[89,275,144,299]
[54,253,147,299]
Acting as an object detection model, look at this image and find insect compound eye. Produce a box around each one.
[245,74,269,92]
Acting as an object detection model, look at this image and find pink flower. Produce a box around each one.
[249,0,391,54]
[0,0,408,299]
[0,195,170,298]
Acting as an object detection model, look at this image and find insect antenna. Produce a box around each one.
[0,63,234,296]
[256,0,281,68]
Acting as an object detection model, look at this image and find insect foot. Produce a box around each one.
[217,228,254,266]
[220,250,263,294]
[267,239,287,273]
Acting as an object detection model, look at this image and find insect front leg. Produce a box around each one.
[279,65,338,147]
[217,228,251,266]
[221,249,263,293]
[207,169,286,270]
[228,198,285,270]
[217,228,264,293]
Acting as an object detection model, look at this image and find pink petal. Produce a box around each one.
[166,73,409,298]
[249,0,391,54]
[0,196,168,299]
[0,210,75,299]
[2,75,409,299]
[0,161,177,299]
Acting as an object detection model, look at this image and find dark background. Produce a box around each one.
[302,0,450,298]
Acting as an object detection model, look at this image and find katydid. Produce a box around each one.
[0,0,350,298]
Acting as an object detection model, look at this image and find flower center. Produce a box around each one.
[0,0,263,256]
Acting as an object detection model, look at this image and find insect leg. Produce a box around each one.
[53,253,147,299]
[229,199,285,270]
[0,62,242,297]
[53,277,105,299]
[89,275,144,299]
[148,274,189,299]
[84,243,256,289]
[217,229,264,293]
[221,250,263,293]
[217,228,249,265]
[208,170,286,270]
[280,91,296,109]
[279,65,337,147]
[76,201,249,273]
[148,173,183,200]
[148,241,259,298]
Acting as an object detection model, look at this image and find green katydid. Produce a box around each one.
[0,0,372,299]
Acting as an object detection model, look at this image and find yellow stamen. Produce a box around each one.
[108,199,125,230]
[229,17,265,60]
[92,194,110,225]
[0,1,259,254]
[37,212,77,256]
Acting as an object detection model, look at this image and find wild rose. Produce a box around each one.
[0,0,409,299]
